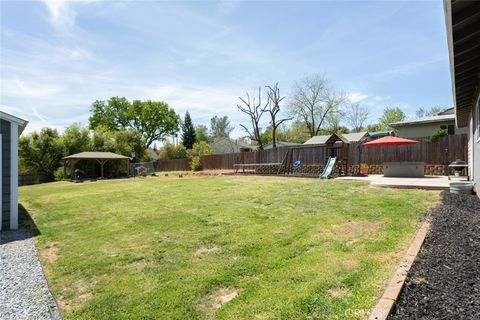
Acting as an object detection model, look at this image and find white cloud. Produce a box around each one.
[41,0,76,34]
[347,91,369,103]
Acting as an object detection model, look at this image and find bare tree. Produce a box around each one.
[345,103,370,132]
[237,88,266,150]
[289,74,345,137]
[264,83,293,148]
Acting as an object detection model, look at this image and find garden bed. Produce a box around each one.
[390,192,480,319]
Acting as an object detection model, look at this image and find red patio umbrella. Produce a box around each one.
[363,136,419,147]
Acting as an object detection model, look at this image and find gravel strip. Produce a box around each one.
[390,192,480,319]
[0,228,62,320]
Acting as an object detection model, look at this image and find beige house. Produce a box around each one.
[390,108,468,138]
[444,0,479,196]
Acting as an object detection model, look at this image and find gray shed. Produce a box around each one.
[1,111,28,230]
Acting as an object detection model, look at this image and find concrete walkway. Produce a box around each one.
[336,175,453,190]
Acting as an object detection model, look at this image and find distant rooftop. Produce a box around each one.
[390,113,455,127]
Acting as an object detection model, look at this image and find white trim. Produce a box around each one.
[0,111,28,134]
[0,133,2,231]
[10,123,18,229]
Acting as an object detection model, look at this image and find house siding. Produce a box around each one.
[472,94,480,196]
[1,119,11,229]
[395,120,468,138]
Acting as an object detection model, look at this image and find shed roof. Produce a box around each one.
[63,152,130,160]
[0,111,28,134]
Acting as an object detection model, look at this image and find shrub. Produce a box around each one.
[191,156,202,171]
[426,129,448,142]
[54,167,65,180]
[187,141,213,158]
[158,143,188,161]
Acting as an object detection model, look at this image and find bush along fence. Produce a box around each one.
[154,134,468,176]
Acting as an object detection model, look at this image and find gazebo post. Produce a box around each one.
[70,160,75,180]
[126,159,130,177]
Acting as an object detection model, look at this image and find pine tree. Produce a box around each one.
[181,111,196,149]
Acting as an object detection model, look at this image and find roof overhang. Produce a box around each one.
[0,111,28,135]
[444,0,480,128]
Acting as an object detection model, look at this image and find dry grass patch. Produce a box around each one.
[198,287,240,317]
[41,242,59,263]
[328,287,350,298]
[195,246,221,255]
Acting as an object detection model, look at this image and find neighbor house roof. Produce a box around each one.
[0,111,28,134]
[146,148,159,160]
[444,0,480,127]
[63,152,130,160]
[390,114,455,127]
[339,132,369,143]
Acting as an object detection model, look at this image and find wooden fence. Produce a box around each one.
[154,134,468,172]
[18,172,52,186]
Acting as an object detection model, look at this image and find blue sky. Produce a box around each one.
[1,0,452,136]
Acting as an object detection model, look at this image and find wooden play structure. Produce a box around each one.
[276,133,350,176]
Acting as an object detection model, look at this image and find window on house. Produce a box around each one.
[440,125,455,135]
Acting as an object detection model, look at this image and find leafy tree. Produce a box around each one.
[110,129,146,161]
[210,115,234,139]
[194,124,210,143]
[62,123,91,155]
[188,141,213,157]
[378,107,406,130]
[323,112,349,134]
[89,97,180,148]
[366,123,384,132]
[345,103,370,132]
[157,143,187,161]
[19,128,64,179]
[289,73,345,137]
[181,111,196,149]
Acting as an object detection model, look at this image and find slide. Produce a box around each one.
[320,157,337,180]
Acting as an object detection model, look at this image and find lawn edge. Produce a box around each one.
[368,219,430,320]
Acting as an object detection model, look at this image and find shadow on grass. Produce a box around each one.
[0,204,41,244]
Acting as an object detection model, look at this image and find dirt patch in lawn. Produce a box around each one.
[41,242,59,263]
[328,287,350,298]
[195,246,220,255]
[58,284,94,312]
[336,220,384,236]
[198,287,240,317]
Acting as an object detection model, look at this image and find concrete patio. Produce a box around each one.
[336,175,455,190]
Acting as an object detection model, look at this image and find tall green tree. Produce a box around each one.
[378,107,406,130]
[62,123,91,155]
[194,124,210,143]
[19,128,64,179]
[89,97,180,148]
[210,115,234,139]
[181,111,196,149]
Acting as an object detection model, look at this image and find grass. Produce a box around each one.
[19,175,438,319]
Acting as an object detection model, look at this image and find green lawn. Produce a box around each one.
[19,175,438,319]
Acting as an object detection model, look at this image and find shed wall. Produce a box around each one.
[1,119,11,229]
